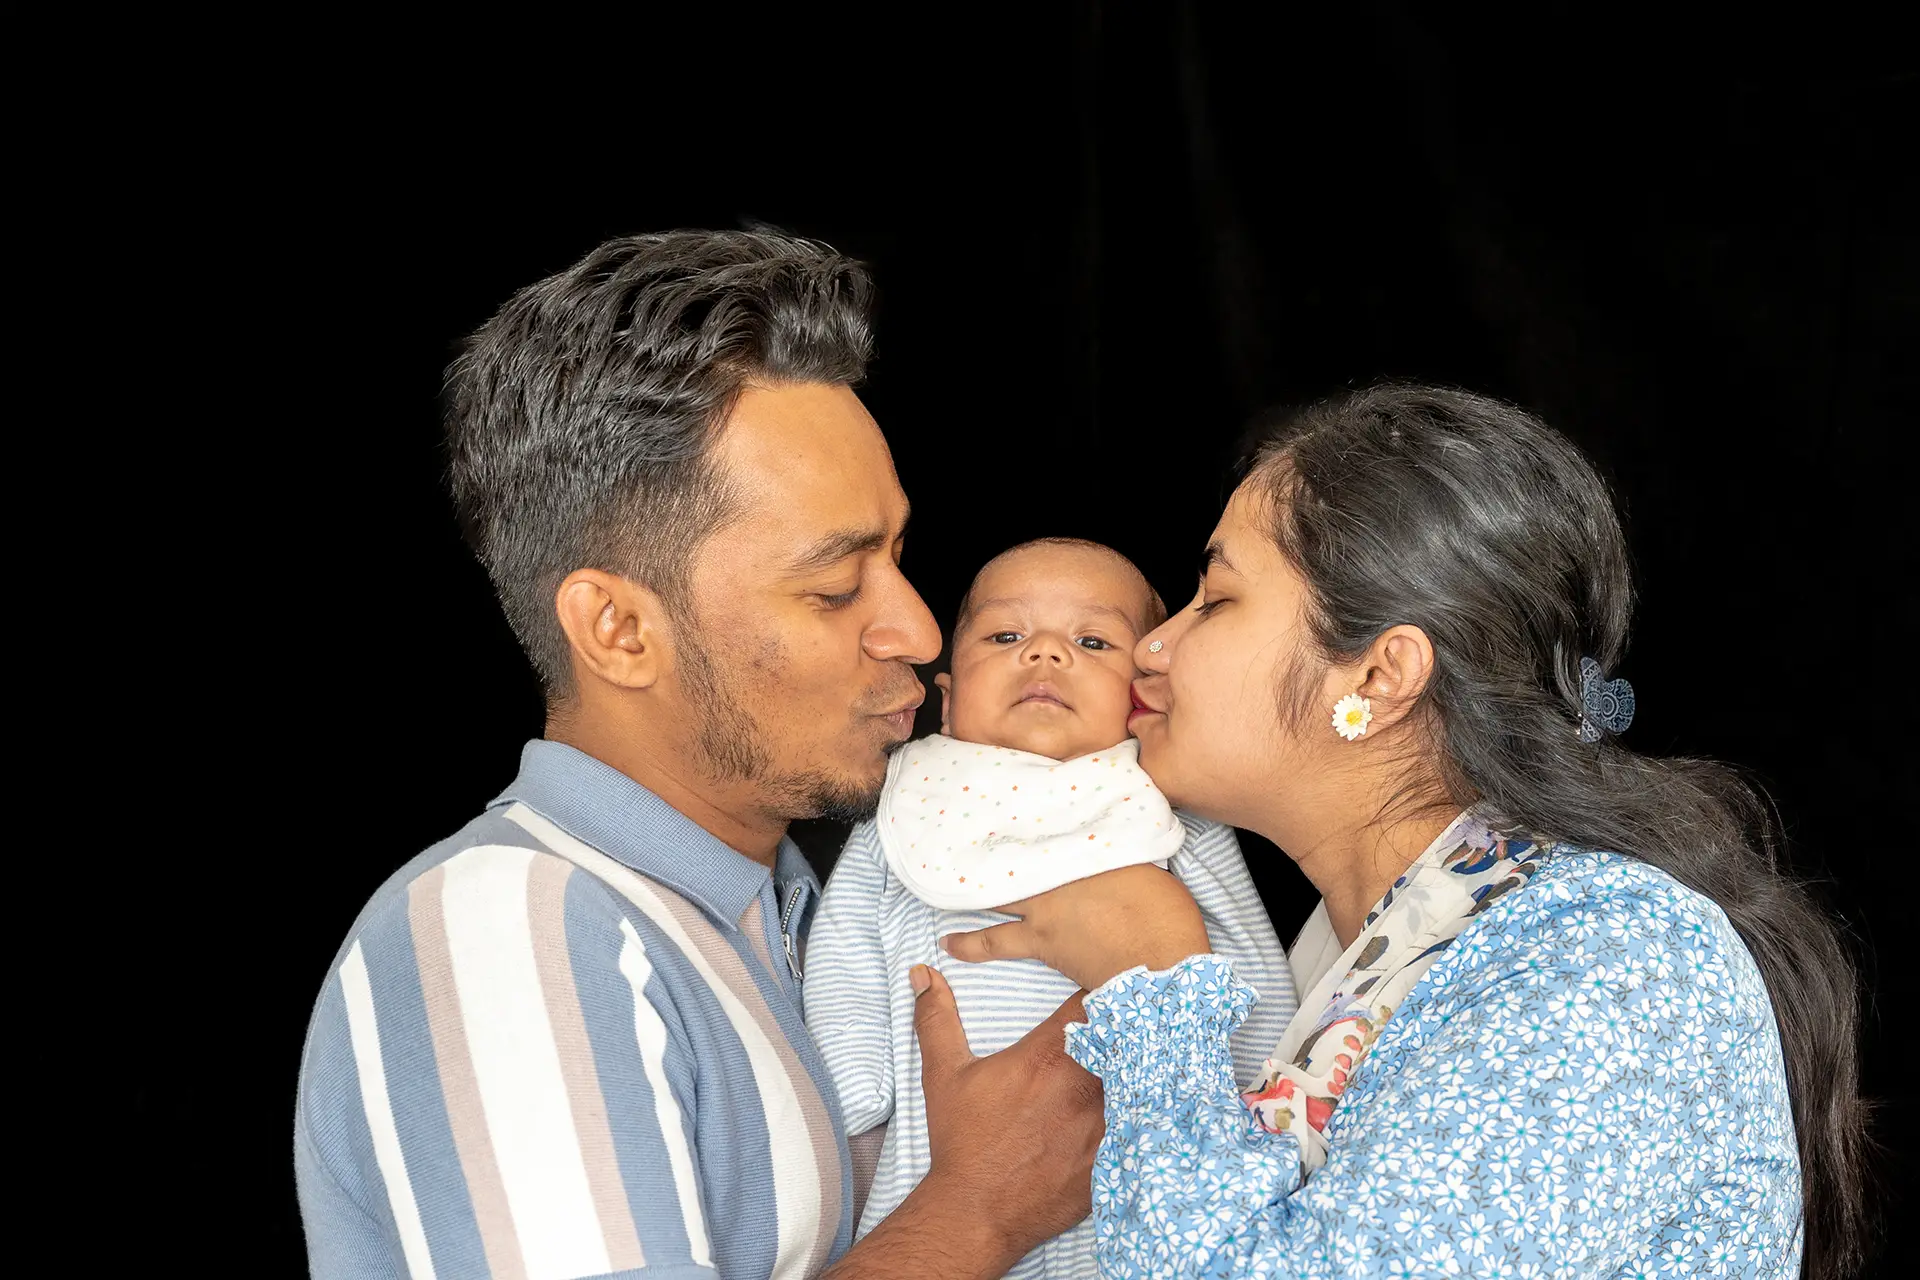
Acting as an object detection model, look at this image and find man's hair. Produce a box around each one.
[444,229,876,696]
[953,537,1168,637]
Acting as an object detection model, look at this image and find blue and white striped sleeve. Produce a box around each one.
[802,821,898,1137]
[295,845,719,1279]
[1168,815,1297,1087]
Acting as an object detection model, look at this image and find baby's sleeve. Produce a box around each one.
[1168,814,1298,1088]
[801,820,898,1137]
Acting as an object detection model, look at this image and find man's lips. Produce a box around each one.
[874,691,925,739]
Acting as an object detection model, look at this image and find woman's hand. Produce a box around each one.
[940,863,1213,990]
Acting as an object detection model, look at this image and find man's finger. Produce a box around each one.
[910,964,976,1095]
[1032,989,1088,1032]
[1019,989,1089,1060]
[939,920,1038,964]
[1014,993,1104,1105]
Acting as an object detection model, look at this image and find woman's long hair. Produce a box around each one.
[1247,383,1869,1278]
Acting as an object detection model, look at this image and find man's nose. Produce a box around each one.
[864,564,942,664]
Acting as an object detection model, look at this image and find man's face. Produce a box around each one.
[675,382,939,822]
[937,544,1149,760]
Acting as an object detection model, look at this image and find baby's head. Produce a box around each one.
[933,538,1167,761]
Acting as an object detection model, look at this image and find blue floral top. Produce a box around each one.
[1064,849,1803,1278]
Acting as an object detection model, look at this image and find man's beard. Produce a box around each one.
[675,621,896,824]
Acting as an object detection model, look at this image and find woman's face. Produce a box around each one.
[1127,481,1338,828]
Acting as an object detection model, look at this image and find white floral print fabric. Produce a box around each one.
[1065,848,1803,1278]
[876,735,1183,911]
[1244,812,1543,1172]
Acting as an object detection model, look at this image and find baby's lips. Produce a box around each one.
[1014,680,1072,709]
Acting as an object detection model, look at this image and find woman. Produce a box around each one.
[944,385,1869,1277]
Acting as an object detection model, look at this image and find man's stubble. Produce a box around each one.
[673,613,900,826]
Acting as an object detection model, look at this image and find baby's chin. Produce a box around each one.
[954,720,1133,762]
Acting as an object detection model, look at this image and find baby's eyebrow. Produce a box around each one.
[962,595,1028,620]
[1079,602,1140,628]
[966,598,1138,630]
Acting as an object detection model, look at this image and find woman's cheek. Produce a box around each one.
[1173,636,1235,772]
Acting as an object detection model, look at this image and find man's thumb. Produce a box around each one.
[910,964,974,1090]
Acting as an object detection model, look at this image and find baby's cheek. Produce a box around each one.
[942,674,999,740]
[1086,667,1137,739]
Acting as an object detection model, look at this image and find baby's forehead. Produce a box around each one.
[966,546,1152,624]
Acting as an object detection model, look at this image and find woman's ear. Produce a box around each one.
[554,569,665,692]
[933,671,953,735]
[1355,624,1435,726]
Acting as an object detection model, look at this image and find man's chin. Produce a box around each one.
[782,752,890,825]
[806,775,886,825]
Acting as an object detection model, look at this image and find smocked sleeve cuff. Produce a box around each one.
[1065,953,1255,1107]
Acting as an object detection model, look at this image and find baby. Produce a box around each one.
[804,537,1295,1276]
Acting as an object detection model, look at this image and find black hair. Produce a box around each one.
[444,229,874,695]
[1248,382,1870,1278]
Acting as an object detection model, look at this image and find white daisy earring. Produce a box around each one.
[1331,692,1373,741]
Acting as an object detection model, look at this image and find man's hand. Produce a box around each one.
[821,967,1103,1279]
[916,965,1103,1249]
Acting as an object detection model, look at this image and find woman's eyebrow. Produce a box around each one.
[1199,541,1237,578]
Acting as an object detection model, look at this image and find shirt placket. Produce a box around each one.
[759,878,812,1003]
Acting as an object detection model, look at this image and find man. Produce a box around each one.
[295,231,1101,1279]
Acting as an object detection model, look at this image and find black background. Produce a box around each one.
[163,9,1913,1273]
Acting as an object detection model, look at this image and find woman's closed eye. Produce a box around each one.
[1195,596,1227,618]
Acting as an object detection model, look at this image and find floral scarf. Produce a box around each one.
[1242,812,1546,1171]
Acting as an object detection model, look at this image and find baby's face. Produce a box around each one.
[935,544,1150,761]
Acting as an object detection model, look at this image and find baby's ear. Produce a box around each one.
[933,672,952,735]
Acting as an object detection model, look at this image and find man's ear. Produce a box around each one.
[1352,624,1435,729]
[933,671,953,735]
[554,568,666,692]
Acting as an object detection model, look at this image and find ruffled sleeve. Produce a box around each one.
[1067,954,1256,1104]
[1058,858,1805,1279]
[1065,955,1309,1277]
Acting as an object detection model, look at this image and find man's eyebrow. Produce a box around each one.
[786,508,912,576]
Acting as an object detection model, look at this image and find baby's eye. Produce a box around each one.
[989,631,1023,645]
[1075,636,1113,651]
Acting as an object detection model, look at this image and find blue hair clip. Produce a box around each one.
[1577,657,1635,743]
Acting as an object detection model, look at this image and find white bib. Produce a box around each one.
[876,734,1184,911]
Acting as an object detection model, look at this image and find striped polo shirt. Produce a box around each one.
[295,740,853,1279]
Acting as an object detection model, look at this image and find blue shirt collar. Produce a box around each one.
[488,739,818,929]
